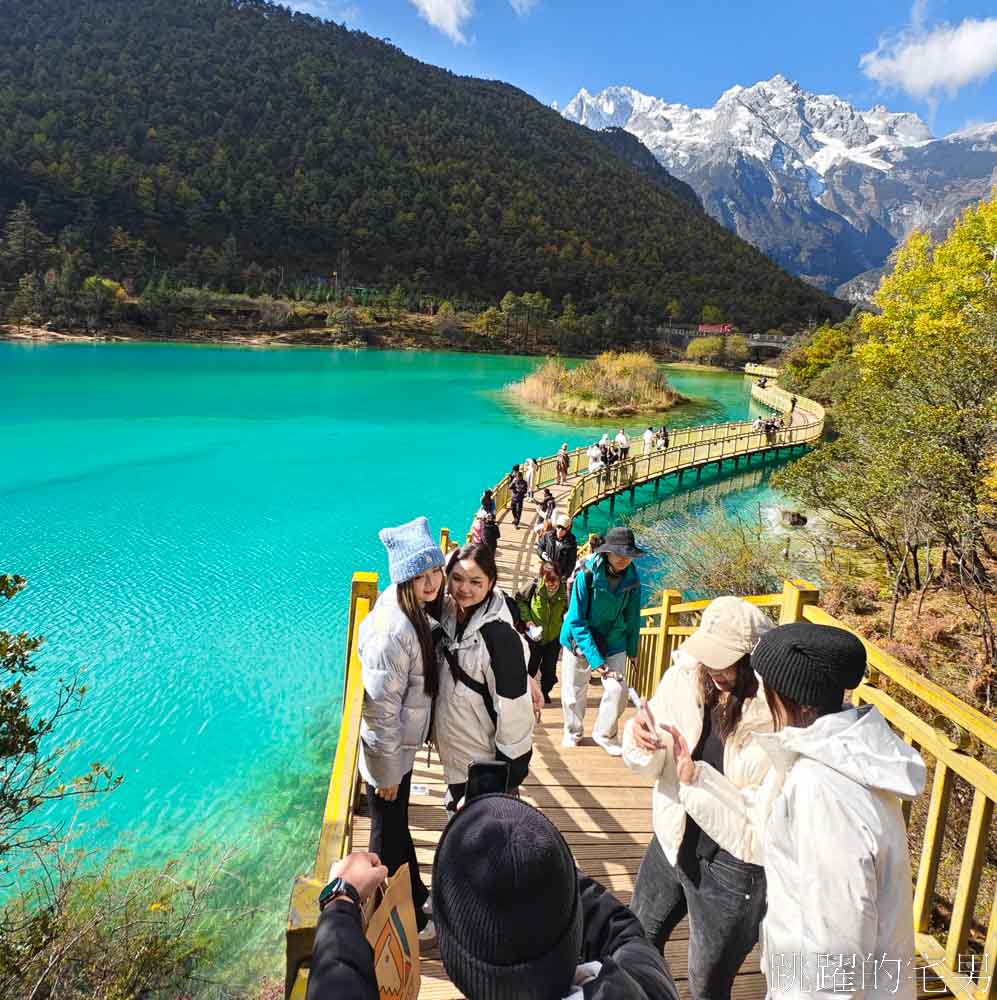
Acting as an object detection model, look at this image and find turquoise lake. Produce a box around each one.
[0,341,787,980]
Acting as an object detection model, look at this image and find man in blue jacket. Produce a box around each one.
[560,526,645,755]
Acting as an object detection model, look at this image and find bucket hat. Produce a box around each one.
[595,526,646,559]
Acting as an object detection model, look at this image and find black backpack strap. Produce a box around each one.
[585,567,594,620]
[440,643,497,726]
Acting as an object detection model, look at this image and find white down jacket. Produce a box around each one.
[357,584,436,790]
[622,647,775,864]
[434,589,535,787]
[679,705,926,1000]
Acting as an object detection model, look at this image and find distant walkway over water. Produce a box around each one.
[490,368,821,595]
[286,367,997,1000]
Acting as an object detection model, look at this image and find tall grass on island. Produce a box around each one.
[509,352,685,418]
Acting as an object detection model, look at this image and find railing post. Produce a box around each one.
[288,570,378,998]
[946,791,994,970]
[913,763,954,932]
[651,590,682,694]
[345,572,380,690]
[779,578,820,624]
[439,527,451,553]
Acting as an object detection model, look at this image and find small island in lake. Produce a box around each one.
[508,351,686,418]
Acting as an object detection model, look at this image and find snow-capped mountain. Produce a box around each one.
[562,76,997,296]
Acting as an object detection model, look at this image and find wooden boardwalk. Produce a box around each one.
[349,480,768,999]
[292,377,991,1000]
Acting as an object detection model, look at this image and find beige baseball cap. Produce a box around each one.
[554,513,572,529]
[681,596,774,670]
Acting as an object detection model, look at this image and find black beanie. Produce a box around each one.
[431,794,582,1000]
[753,622,867,709]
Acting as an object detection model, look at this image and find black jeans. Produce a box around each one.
[511,496,525,526]
[367,770,429,930]
[631,835,766,1000]
[528,639,560,698]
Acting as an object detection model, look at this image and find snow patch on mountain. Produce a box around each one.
[562,75,996,292]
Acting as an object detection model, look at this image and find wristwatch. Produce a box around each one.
[318,877,361,912]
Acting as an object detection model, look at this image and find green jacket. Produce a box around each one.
[517,580,569,644]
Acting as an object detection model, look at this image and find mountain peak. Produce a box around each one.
[562,77,992,294]
[762,73,799,90]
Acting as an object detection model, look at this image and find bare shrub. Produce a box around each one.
[629,506,820,602]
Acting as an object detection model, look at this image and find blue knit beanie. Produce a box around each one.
[379,516,445,585]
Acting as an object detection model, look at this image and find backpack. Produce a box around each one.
[567,565,594,619]
[567,565,613,657]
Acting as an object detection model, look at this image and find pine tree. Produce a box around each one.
[1,203,52,279]
[8,273,40,329]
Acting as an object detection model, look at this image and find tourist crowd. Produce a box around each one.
[753,414,786,442]
[305,442,927,1000]
[585,426,670,474]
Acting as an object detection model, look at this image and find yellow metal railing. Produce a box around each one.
[286,571,378,998]
[469,375,822,539]
[564,384,824,520]
[288,356,991,999]
[631,579,996,1000]
[745,362,781,379]
[288,573,995,1000]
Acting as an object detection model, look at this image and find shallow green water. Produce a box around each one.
[0,342,787,979]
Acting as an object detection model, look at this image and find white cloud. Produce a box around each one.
[408,0,475,43]
[509,0,539,14]
[860,6,997,101]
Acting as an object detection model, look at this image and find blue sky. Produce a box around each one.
[287,0,997,136]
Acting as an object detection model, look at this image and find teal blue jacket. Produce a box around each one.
[559,554,642,669]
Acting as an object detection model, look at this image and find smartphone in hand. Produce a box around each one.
[628,687,665,750]
[466,760,511,800]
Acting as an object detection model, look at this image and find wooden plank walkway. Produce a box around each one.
[348,477,769,999]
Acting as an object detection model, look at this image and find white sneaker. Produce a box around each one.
[561,733,580,748]
[418,920,436,943]
[422,898,432,916]
[593,734,624,757]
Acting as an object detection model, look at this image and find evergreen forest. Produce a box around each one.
[0,0,848,334]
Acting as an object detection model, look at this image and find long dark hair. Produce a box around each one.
[699,653,757,741]
[396,574,443,697]
[764,686,836,731]
[446,542,498,589]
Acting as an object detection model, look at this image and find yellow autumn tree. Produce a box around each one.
[776,191,997,672]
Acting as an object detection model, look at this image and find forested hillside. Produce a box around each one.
[0,0,847,331]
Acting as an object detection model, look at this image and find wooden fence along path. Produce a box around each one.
[286,370,996,1000]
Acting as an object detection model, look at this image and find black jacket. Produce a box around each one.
[305,877,676,1000]
[538,530,578,580]
[482,522,500,551]
[577,877,679,1000]
[306,899,378,1000]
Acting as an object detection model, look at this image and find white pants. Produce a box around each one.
[561,649,628,741]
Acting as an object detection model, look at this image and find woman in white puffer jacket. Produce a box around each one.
[433,542,535,810]
[358,516,446,939]
[623,596,775,1000]
[668,622,926,1000]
